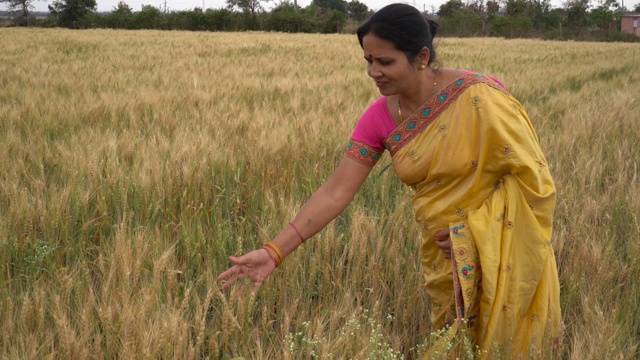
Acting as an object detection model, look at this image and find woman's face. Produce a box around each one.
[362,34,419,96]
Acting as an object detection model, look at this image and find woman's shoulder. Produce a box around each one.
[439,68,469,78]
[437,68,469,87]
[439,68,509,95]
[438,68,503,82]
[361,96,392,121]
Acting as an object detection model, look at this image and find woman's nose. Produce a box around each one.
[368,64,382,78]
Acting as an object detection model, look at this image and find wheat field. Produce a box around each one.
[0,28,639,359]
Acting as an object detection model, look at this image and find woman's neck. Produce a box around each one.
[398,68,438,114]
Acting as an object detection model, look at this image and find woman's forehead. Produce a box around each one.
[362,35,399,57]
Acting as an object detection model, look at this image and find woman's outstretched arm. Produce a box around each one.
[217,156,374,292]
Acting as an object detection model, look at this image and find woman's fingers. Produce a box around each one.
[221,271,245,290]
[251,280,263,293]
[217,249,275,294]
[434,229,452,259]
[435,239,452,259]
[217,264,238,282]
[435,239,451,251]
[434,228,450,239]
[228,254,249,265]
[218,251,268,290]
[218,253,255,280]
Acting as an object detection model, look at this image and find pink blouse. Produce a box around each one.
[350,96,395,152]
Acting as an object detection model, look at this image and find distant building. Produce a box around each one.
[621,13,640,36]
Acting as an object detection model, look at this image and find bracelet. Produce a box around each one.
[289,222,305,243]
[262,241,283,267]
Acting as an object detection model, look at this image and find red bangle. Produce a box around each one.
[290,222,305,243]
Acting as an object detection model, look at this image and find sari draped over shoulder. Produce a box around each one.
[346,73,562,357]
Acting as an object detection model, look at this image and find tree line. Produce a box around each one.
[437,0,640,41]
[1,0,639,42]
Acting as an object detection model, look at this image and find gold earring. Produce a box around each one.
[419,64,426,70]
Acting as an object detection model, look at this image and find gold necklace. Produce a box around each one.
[398,71,437,121]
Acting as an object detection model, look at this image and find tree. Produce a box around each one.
[203,8,237,31]
[439,0,464,17]
[48,0,97,28]
[133,4,163,29]
[0,0,36,26]
[527,0,554,30]
[112,0,132,15]
[467,0,485,14]
[589,0,620,32]
[311,0,347,13]
[226,0,268,29]
[564,0,590,28]
[538,7,563,30]
[635,3,640,12]
[346,0,368,21]
[109,1,133,28]
[318,8,346,32]
[267,1,318,32]
[489,13,533,36]
[486,0,500,16]
[504,0,528,17]
[441,9,484,36]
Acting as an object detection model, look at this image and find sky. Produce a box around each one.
[4,0,639,16]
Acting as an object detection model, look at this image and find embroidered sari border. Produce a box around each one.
[384,73,510,156]
[345,139,384,167]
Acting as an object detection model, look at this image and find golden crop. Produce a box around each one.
[0,28,638,359]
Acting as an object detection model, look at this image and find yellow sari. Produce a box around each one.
[351,72,562,357]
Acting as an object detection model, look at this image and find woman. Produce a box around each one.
[218,3,562,357]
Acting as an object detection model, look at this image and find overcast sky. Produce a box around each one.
[4,0,638,18]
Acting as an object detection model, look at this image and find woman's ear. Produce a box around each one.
[413,46,431,70]
[416,46,430,67]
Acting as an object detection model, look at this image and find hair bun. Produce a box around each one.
[426,18,438,37]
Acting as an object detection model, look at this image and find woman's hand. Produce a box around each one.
[217,248,276,293]
[434,229,452,259]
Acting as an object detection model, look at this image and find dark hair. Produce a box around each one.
[356,3,438,65]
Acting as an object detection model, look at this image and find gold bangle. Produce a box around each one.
[266,241,283,260]
[262,245,280,267]
[263,241,283,267]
